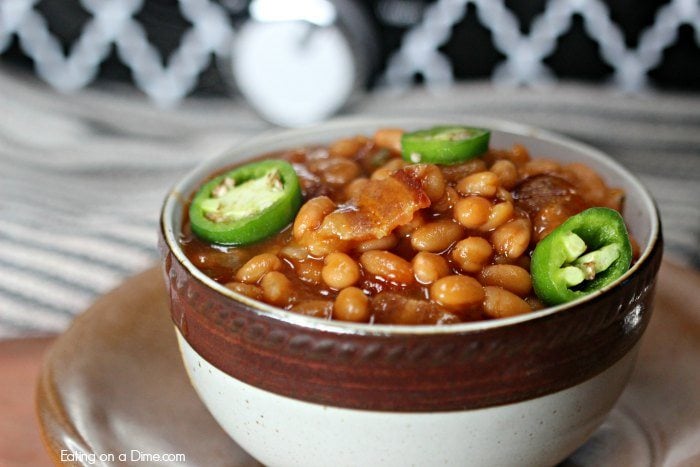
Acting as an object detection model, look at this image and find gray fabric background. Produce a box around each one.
[1,70,698,339]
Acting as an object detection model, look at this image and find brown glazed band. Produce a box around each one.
[161,230,662,413]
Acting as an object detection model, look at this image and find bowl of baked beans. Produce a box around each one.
[160,117,661,467]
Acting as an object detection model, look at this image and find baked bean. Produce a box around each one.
[491,218,531,259]
[432,186,459,213]
[496,187,513,203]
[235,253,282,284]
[430,275,485,309]
[410,220,464,252]
[293,196,335,239]
[395,211,427,237]
[303,232,351,257]
[354,234,398,253]
[510,144,530,165]
[479,201,514,232]
[333,287,370,322]
[454,196,491,229]
[371,158,407,180]
[490,160,518,189]
[329,136,369,159]
[370,167,392,180]
[322,252,361,289]
[311,158,361,185]
[279,243,309,261]
[562,163,608,205]
[521,159,561,178]
[294,259,323,285]
[344,177,369,200]
[452,237,493,273]
[493,254,531,271]
[483,286,531,318]
[382,158,407,172]
[373,128,403,153]
[360,251,414,284]
[478,265,531,296]
[419,164,446,202]
[412,252,450,284]
[456,171,499,197]
[224,282,263,300]
[261,271,295,306]
[291,300,333,319]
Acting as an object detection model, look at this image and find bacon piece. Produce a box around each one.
[316,167,431,242]
[513,174,589,241]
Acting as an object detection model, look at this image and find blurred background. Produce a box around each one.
[2,0,700,113]
[3,0,700,100]
[0,0,699,337]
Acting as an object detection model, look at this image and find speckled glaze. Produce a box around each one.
[176,331,640,467]
[160,118,662,466]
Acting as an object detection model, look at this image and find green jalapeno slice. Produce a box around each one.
[401,126,490,165]
[531,207,633,305]
[189,160,302,245]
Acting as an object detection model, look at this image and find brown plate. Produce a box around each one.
[37,262,700,466]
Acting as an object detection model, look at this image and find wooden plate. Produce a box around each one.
[37,263,700,466]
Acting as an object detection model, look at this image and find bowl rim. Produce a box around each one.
[161,116,660,336]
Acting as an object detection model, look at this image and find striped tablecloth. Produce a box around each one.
[1,70,698,339]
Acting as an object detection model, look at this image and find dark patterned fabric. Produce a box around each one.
[1,0,698,97]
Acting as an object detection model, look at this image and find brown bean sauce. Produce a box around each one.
[180,132,629,325]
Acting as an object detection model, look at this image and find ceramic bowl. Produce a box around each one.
[159,118,662,467]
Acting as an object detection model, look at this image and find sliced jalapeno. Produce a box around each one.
[401,126,490,165]
[189,160,302,245]
[531,207,632,305]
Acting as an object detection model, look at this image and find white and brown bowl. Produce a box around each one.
[159,118,662,467]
